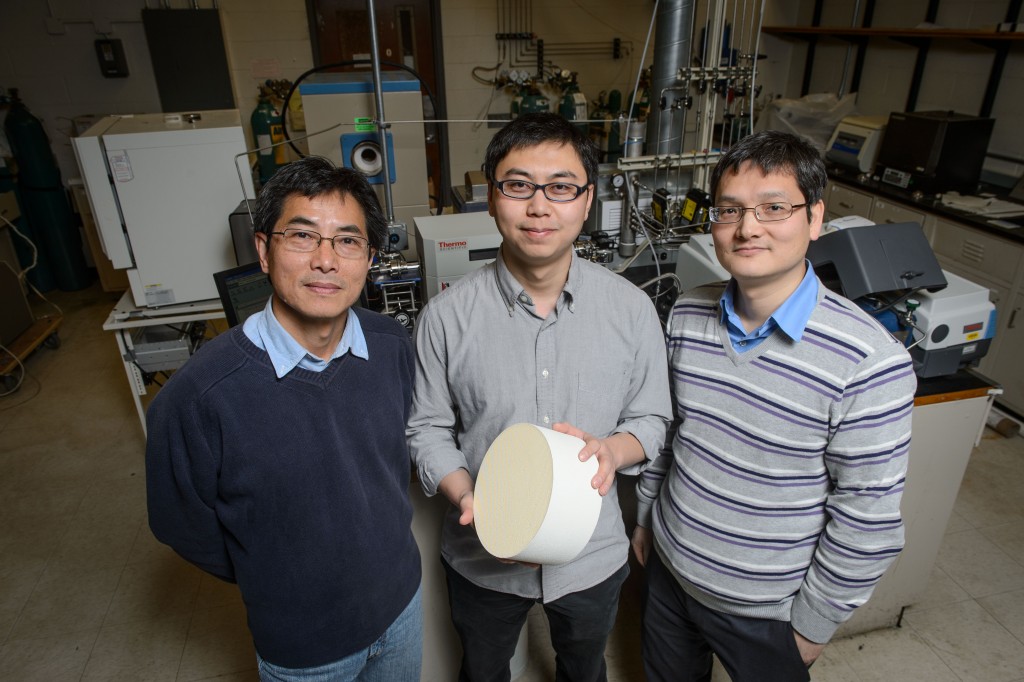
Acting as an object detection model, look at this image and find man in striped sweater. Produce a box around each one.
[634,130,917,681]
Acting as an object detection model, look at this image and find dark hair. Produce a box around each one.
[709,131,827,215]
[483,112,599,186]
[253,156,388,254]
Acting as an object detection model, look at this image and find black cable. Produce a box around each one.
[280,59,445,212]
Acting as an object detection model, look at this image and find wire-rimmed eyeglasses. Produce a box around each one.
[709,201,809,224]
[495,179,590,202]
[270,228,371,259]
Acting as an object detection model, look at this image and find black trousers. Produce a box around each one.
[642,549,811,682]
[443,558,630,682]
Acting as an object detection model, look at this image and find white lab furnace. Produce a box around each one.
[300,72,430,258]
[72,110,255,307]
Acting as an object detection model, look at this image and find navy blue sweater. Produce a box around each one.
[145,309,421,668]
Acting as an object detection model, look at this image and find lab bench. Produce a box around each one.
[836,370,1000,637]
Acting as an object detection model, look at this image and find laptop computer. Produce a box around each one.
[212,261,273,327]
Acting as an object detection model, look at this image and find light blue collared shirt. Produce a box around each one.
[719,260,819,352]
[242,297,369,377]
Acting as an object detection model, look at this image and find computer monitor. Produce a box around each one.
[213,262,273,327]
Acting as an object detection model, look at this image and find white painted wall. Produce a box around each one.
[3,0,1018,191]
[769,0,1024,181]
[0,0,312,183]
[439,0,656,180]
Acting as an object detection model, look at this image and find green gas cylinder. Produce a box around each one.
[558,85,588,135]
[250,89,286,185]
[4,90,90,291]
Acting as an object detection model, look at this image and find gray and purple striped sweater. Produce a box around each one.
[637,280,917,643]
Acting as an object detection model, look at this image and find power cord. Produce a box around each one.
[0,341,26,397]
[0,211,64,318]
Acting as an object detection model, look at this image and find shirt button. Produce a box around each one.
[542,369,549,378]
[518,293,530,303]
[542,416,550,424]
[739,340,747,346]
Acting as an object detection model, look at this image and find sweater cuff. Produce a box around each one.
[789,591,841,644]
[636,498,654,529]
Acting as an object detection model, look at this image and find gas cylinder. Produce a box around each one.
[250,88,286,185]
[558,84,588,136]
[3,90,90,291]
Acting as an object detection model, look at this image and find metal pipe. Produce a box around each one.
[366,0,397,223]
[648,0,696,156]
[837,0,862,97]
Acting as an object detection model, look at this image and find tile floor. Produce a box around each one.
[2,282,1024,682]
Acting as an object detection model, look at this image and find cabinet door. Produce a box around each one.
[826,182,873,218]
[931,218,1022,288]
[871,198,926,227]
[988,292,1024,415]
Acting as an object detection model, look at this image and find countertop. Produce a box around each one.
[914,368,1000,406]
[827,167,1024,245]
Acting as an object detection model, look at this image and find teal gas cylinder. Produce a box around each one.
[250,88,286,185]
[558,85,588,135]
[4,91,90,291]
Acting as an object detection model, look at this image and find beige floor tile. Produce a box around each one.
[944,509,974,533]
[0,628,99,681]
[76,476,148,521]
[908,564,972,612]
[177,602,256,682]
[980,521,1024,565]
[803,648,861,682]
[827,626,958,681]
[104,558,202,627]
[978,588,1024,642]
[0,476,90,522]
[46,509,143,575]
[10,565,122,640]
[954,448,1024,529]
[81,614,190,682]
[904,599,1024,681]
[129,525,180,566]
[187,673,258,682]
[936,528,1024,598]
[0,557,46,641]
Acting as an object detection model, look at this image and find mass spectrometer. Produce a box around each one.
[300,72,430,257]
[72,110,254,307]
[808,222,995,378]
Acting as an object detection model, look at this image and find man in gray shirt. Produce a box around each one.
[408,112,672,681]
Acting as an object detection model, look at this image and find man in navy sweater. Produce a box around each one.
[146,156,422,681]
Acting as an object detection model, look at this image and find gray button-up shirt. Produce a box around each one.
[407,251,671,602]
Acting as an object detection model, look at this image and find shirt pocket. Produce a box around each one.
[574,370,628,436]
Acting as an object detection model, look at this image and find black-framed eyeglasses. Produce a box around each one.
[270,228,371,259]
[708,202,809,224]
[495,179,590,202]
